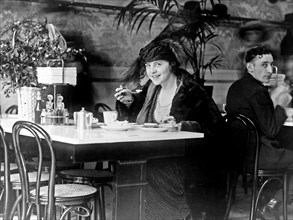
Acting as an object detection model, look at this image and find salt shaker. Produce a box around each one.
[64,108,69,125]
[40,109,46,125]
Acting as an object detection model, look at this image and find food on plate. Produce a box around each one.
[143,123,159,128]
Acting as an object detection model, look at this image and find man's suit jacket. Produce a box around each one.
[226,73,293,169]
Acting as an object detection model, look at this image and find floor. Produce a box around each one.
[7,179,293,220]
[102,179,293,220]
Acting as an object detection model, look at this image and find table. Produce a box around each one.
[0,117,204,220]
[283,120,293,127]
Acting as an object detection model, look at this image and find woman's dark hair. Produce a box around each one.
[169,61,180,73]
[245,45,272,63]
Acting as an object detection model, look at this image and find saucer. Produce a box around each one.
[140,126,169,132]
[100,125,132,131]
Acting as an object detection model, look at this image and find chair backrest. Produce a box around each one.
[224,114,260,177]
[12,121,56,220]
[0,125,12,220]
[94,103,112,122]
[5,105,18,114]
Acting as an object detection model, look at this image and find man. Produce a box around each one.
[226,46,293,219]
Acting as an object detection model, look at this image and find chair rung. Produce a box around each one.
[258,169,287,176]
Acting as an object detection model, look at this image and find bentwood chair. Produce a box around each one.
[94,102,113,123]
[54,102,114,220]
[10,120,98,220]
[5,105,18,114]
[58,168,113,220]
[224,114,290,220]
[2,128,78,220]
[0,125,16,220]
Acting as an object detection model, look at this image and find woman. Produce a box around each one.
[115,40,227,220]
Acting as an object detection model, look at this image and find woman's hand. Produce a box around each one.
[161,116,176,124]
[114,85,134,106]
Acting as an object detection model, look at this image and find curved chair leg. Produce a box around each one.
[92,183,112,220]
[250,175,258,220]
[9,193,22,220]
[26,203,34,220]
[98,186,106,220]
[16,189,22,220]
[224,172,239,220]
[283,172,288,220]
[36,203,42,220]
[93,186,106,220]
[60,206,73,220]
[224,189,233,220]
[60,205,92,220]
[251,176,284,220]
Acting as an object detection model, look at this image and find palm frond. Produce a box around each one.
[131,9,152,32]
[149,13,159,32]
[135,11,156,33]
[115,0,223,84]
[203,54,223,75]
[115,0,179,32]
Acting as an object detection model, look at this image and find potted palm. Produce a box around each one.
[115,0,224,89]
[0,17,67,120]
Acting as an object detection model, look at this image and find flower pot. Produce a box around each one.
[17,87,41,121]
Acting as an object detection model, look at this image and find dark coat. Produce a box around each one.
[116,69,224,138]
[226,73,293,169]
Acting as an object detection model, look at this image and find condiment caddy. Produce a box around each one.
[35,93,70,125]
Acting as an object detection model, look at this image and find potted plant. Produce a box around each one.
[0,17,76,120]
[0,17,68,96]
[115,0,224,89]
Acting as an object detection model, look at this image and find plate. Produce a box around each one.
[100,125,131,131]
[140,127,169,132]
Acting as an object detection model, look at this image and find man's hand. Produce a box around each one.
[270,83,292,108]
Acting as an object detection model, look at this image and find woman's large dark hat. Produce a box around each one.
[280,13,293,58]
[284,13,293,25]
[238,21,271,43]
[121,39,184,83]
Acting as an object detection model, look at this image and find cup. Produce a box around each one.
[103,111,118,124]
[285,108,293,122]
[269,73,285,88]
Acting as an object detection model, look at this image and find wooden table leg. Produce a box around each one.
[112,160,147,220]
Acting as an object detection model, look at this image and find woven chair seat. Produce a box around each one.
[2,171,49,184]
[30,183,97,204]
[258,168,288,176]
[27,160,78,171]
[58,169,113,220]
[1,171,49,190]
[59,169,113,184]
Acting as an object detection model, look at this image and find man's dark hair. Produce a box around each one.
[245,46,272,63]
